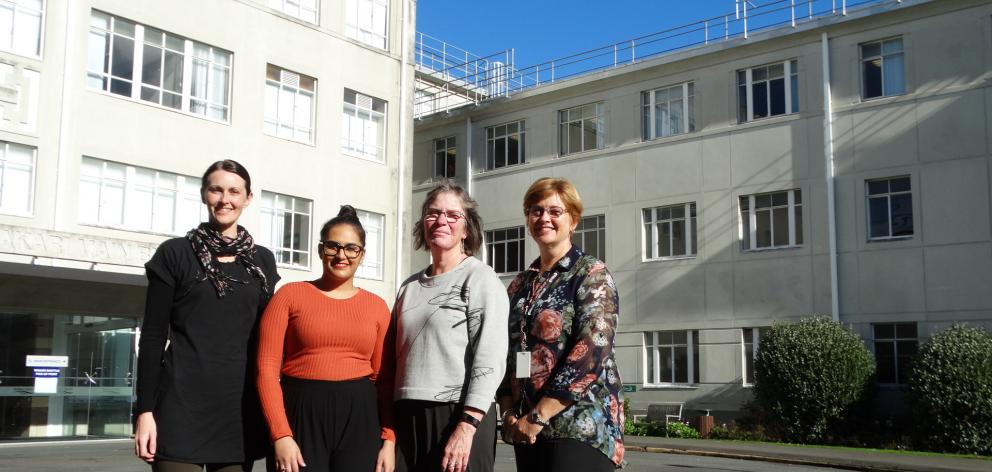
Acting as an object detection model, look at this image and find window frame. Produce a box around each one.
[341,89,388,163]
[0,0,44,59]
[642,202,696,261]
[0,140,36,217]
[872,322,918,385]
[258,190,313,270]
[558,102,604,156]
[345,0,389,51]
[642,82,694,140]
[643,330,699,387]
[860,37,905,101]
[78,157,205,236]
[485,120,525,170]
[87,11,233,123]
[433,136,456,179]
[737,59,799,123]
[264,64,317,145]
[742,327,769,386]
[485,226,526,275]
[572,214,606,262]
[268,0,319,24]
[739,189,803,251]
[866,175,913,241]
[355,209,385,280]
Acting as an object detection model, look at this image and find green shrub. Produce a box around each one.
[626,421,665,437]
[754,316,875,444]
[666,421,701,439]
[708,421,771,441]
[908,324,992,455]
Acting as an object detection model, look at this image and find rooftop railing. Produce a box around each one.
[414,0,904,117]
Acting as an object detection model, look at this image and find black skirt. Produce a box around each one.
[394,400,497,472]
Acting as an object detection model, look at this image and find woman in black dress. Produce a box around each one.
[134,160,280,471]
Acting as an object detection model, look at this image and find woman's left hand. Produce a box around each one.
[441,422,475,472]
[375,439,395,472]
[506,415,543,445]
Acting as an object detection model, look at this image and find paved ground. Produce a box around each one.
[0,439,844,472]
[1,438,989,472]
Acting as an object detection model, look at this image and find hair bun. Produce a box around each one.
[337,205,359,219]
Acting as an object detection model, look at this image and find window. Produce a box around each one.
[485,226,525,274]
[87,11,232,121]
[873,323,917,384]
[0,0,43,57]
[572,215,605,261]
[642,82,694,140]
[737,60,798,122]
[486,121,525,170]
[867,176,912,240]
[0,141,35,216]
[558,103,603,156]
[433,136,455,179]
[740,190,802,250]
[78,157,204,235]
[643,203,696,260]
[861,37,904,100]
[264,65,316,144]
[345,0,388,50]
[742,327,769,386]
[259,191,312,268]
[644,330,699,385]
[268,0,318,24]
[341,89,387,163]
[356,209,384,280]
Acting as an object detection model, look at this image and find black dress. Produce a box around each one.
[137,237,280,464]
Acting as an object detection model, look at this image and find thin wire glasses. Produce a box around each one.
[320,241,364,258]
[424,208,466,223]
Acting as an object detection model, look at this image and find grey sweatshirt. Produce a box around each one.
[392,256,509,411]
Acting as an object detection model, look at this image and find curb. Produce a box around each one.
[624,444,898,471]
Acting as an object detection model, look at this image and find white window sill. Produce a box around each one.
[642,255,696,263]
[641,384,699,390]
[87,88,230,126]
[867,235,913,243]
[79,222,183,239]
[341,149,386,165]
[742,245,803,253]
[264,131,315,147]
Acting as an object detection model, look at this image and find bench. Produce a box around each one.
[645,402,684,425]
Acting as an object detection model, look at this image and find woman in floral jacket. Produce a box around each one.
[498,177,624,471]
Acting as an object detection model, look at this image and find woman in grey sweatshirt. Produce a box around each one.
[391,181,509,472]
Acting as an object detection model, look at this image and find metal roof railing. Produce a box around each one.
[414,0,905,118]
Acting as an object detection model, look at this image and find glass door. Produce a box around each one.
[61,318,137,437]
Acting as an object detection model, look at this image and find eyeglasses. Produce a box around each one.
[424,208,466,223]
[320,241,364,258]
[527,206,566,219]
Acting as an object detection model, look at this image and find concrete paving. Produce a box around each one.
[624,436,992,472]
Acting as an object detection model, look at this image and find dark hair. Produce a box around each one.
[201,159,252,194]
[320,205,366,246]
[413,180,483,256]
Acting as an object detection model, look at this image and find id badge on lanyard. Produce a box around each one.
[516,272,557,378]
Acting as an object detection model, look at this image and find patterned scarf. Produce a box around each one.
[187,223,270,298]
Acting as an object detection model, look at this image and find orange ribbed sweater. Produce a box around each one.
[256,282,394,442]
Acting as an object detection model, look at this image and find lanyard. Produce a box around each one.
[518,271,557,353]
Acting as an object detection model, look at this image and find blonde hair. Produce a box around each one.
[522,177,583,221]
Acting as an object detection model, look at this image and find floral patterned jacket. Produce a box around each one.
[501,244,625,466]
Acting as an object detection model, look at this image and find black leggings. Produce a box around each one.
[273,376,382,472]
[151,461,251,472]
[513,438,615,472]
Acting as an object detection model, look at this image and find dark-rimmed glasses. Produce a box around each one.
[527,206,566,219]
[320,241,364,258]
[424,208,466,223]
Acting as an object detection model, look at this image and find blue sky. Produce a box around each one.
[415,1,740,68]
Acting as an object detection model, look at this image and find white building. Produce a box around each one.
[412,0,992,419]
[0,0,415,440]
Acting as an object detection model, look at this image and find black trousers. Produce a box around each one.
[513,438,615,472]
[270,376,381,472]
[394,400,497,472]
[152,462,251,472]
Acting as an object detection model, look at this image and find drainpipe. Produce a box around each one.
[54,2,77,230]
[465,117,473,195]
[821,32,839,322]
[394,0,412,293]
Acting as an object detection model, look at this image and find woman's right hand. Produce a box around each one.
[134,412,157,462]
[274,436,307,472]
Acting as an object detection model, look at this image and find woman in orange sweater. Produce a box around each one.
[257,206,394,472]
